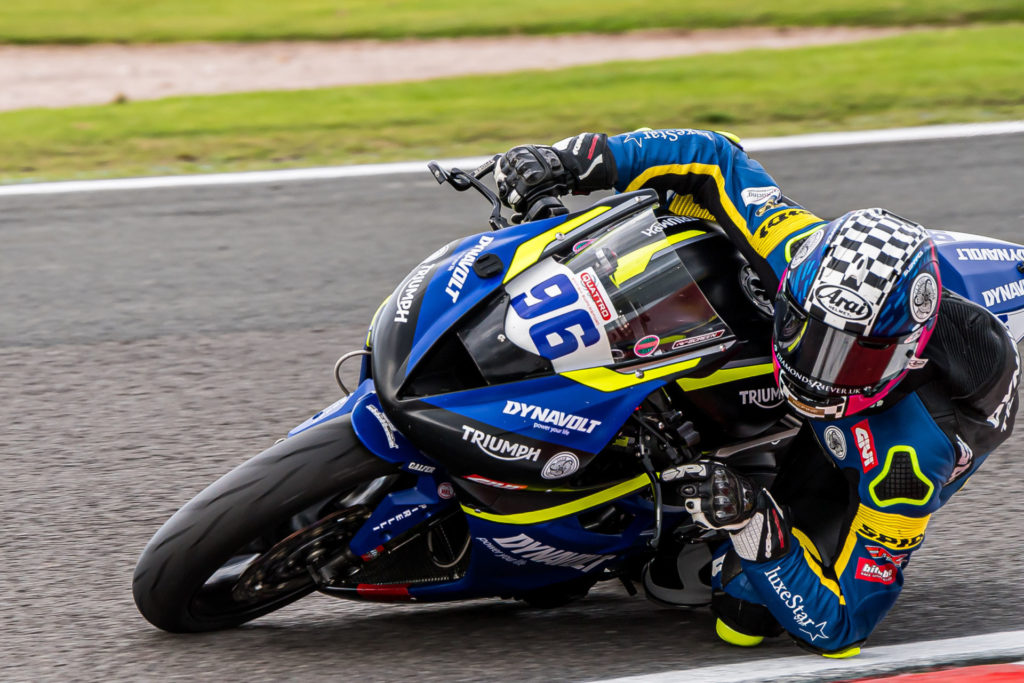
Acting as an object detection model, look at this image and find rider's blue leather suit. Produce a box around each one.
[605,128,1020,652]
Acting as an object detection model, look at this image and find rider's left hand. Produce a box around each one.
[665,460,792,563]
[665,460,759,531]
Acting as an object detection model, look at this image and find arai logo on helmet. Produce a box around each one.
[813,284,872,321]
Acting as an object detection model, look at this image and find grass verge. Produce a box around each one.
[1,0,1024,43]
[2,25,1022,184]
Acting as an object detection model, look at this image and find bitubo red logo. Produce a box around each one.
[851,419,878,472]
[579,270,613,321]
[856,557,898,585]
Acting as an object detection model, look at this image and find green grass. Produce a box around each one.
[1,0,1024,43]
[2,25,1023,183]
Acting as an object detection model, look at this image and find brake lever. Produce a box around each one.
[427,160,449,185]
[427,159,509,230]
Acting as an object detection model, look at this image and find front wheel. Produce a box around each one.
[132,416,397,632]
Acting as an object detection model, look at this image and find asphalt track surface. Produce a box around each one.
[3,133,1024,681]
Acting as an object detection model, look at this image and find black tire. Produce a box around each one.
[132,416,397,633]
[519,575,597,609]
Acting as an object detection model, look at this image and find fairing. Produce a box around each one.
[370,191,777,507]
[277,199,1024,606]
[931,229,1024,343]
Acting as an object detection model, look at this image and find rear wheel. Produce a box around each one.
[132,416,397,633]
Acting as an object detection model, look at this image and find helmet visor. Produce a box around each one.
[773,294,917,396]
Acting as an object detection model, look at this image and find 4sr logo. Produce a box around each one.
[866,545,909,568]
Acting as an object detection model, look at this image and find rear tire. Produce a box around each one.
[132,416,397,632]
[519,575,597,608]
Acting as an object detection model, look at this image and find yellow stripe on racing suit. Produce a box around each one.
[607,128,826,290]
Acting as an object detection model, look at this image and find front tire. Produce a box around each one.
[132,416,397,632]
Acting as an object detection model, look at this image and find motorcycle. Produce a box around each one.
[133,157,1024,632]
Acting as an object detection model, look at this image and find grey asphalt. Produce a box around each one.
[2,134,1023,681]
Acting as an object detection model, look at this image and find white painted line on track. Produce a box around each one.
[741,120,1024,151]
[0,156,492,198]
[592,629,1024,683]
[2,121,1023,198]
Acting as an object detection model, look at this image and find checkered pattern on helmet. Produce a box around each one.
[779,382,848,419]
[808,209,928,334]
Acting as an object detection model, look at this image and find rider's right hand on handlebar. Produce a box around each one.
[494,145,573,216]
[493,133,618,219]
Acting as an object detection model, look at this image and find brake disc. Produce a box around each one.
[231,505,371,601]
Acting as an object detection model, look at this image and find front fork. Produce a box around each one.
[287,365,465,597]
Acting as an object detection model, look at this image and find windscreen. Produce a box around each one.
[497,209,732,374]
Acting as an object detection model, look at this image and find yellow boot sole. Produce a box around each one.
[715,618,764,647]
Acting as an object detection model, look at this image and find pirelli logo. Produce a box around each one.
[751,208,823,258]
[852,504,930,550]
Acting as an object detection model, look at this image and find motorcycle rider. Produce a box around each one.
[492,130,1021,657]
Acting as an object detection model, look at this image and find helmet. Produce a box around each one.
[772,208,941,419]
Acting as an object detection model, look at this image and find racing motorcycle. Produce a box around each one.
[132,158,1024,632]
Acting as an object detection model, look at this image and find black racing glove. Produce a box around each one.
[663,460,791,563]
[664,460,758,531]
[494,132,617,216]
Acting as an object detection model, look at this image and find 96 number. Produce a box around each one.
[511,274,600,359]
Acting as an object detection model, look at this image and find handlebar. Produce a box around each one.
[426,157,568,229]
[521,195,569,223]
